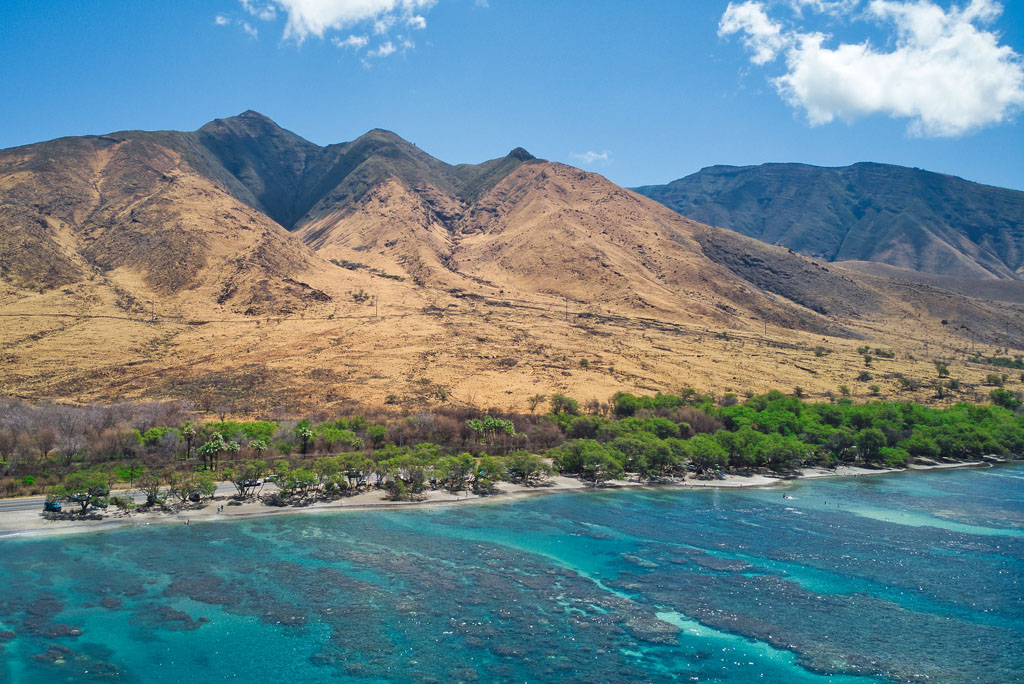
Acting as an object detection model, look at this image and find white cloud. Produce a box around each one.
[787,0,861,16]
[270,0,436,43]
[333,34,369,49]
[374,14,396,34]
[214,12,259,37]
[367,40,396,57]
[570,150,611,165]
[720,0,1024,136]
[240,0,277,21]
[222,0,436,59]
[719,1,789,65]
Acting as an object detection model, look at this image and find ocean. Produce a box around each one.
[1,463,1021,683]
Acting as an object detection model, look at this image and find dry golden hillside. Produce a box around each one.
[1,113,1022,413]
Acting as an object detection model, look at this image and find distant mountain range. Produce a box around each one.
[633,163,1024,281]
[1,112,1020,407]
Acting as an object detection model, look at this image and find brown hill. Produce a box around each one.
[836,261,1024,305]
[0,131,340,318]
[2,113,1022,412]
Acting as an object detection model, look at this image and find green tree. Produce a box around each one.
[549,393,580,415]
[338,452,373,488]
[466,416,516,443]
[756,434,807,472]
[181,423,197,461]
[280,467,318,499]
[506,451,550,484]
[550,439,608,474]
[52,469,111,513]
[715,426,763,470]
[611,392,641,417]
[224,459,268,498]
[585,452,623,484]
[137,470,164,506]
[473,455,505,493]
[879,446,909,468]
[855,427,887,464]
[249,439,268,460]
[198,432,238,471]
[990,388,1021,410]
[366,424,387,448]
[295,421,314,454]
[167,471,216,504]
[437,452,475,491]
[685,434,728,473]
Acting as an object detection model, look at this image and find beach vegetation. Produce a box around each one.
[6,384,1021,513]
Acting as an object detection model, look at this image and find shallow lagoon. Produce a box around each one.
[0,464,1021,683]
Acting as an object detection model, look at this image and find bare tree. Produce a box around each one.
[54,405,85,466]
[0,428,18,475]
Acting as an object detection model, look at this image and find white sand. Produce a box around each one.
[0,462,991,540]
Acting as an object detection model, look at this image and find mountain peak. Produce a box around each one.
[238,109,272,120]
[507,147,534,161]
[198,110,290,137]
[357,128,409,144]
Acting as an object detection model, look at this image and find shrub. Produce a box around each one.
[611,392,641,417]
[880,446,909,468]
[990,388,1021,410]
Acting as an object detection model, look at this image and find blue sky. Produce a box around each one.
[2,0,1022,189]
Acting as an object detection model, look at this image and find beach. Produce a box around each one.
[0,461,992,540]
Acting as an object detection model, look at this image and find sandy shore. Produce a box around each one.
[0,461,991,540]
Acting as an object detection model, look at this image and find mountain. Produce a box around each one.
[0,130,334,317]
[633,163,1024,281]
[1,114,1021,411]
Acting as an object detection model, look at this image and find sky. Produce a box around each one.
[2,0,1023,190]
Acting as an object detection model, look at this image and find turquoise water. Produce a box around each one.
[0,464,1021,683]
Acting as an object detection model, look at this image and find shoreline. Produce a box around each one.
[0,461,994,540]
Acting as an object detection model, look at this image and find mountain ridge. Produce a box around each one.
[2,113,1022,410]
[633,161,1024,281]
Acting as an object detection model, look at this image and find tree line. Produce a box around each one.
[1,388,1021,511]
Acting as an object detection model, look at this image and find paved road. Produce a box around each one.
[0,481,244,512]
[0,497,46,512]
